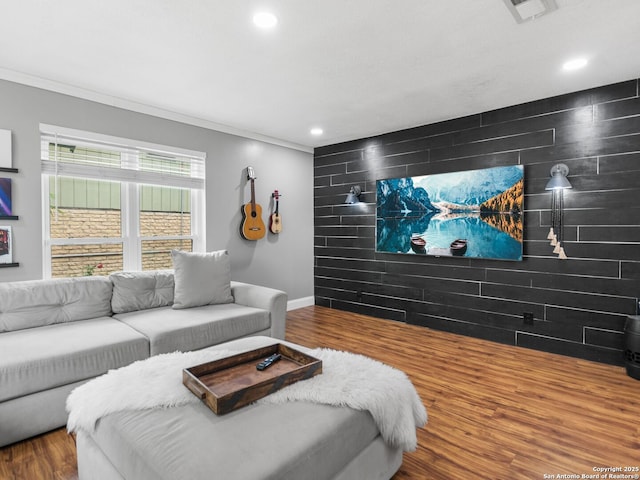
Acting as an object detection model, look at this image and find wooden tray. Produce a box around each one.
[183,343,322,415]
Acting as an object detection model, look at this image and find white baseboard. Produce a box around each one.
[287,296,315,311]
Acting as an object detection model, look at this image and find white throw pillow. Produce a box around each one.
[171,250,234,309]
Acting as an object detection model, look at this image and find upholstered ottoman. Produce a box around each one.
[71,336,425,480]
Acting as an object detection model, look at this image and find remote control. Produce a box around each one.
[256,353,282,371]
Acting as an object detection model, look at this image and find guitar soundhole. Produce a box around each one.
[251,211,257,218]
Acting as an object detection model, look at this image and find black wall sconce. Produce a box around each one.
[545,163,572,259]
[344,185,362,204]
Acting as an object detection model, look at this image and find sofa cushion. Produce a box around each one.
[0,277,113,333]
[114,304,269,355]
[171,250,233,309]
[110,270,174,314]
[0,317,149,402]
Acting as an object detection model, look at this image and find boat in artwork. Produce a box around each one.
[450,239,468,256]
[410,235,426,253]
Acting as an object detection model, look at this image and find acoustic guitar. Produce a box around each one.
[270,190,282,234]
[240,166,266,240]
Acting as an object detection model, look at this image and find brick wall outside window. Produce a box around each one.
[50,208,191,277]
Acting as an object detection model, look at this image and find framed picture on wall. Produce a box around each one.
[0,177,12,216]
[0,226,12,263]
[0,129,11,170]
[376,165,524,261]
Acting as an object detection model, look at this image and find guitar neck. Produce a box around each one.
[250,178,257,211]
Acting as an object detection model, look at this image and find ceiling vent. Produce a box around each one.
[503,0,558,23]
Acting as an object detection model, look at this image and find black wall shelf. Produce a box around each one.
[0,215,18,220]
[0,263,19,268]
[0,167,18,173]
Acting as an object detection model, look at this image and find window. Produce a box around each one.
[41,124,206,278]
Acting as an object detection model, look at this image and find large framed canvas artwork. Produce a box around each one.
[376,165,524,261]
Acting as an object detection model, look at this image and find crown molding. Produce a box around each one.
[0,68,313,154]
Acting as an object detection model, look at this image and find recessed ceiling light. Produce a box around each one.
[562,57,588,72]
[310,127,323,136]
[253,12,278,29]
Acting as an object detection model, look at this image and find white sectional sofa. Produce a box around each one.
[0,266,287,447]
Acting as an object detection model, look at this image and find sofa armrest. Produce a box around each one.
[230,281,287,340]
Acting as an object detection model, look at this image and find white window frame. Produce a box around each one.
[40,124,206,278]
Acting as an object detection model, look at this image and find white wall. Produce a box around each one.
[0,80,314,303]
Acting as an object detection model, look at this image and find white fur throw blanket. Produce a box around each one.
[67,347,427,452]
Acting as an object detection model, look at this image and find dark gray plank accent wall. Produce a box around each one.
[313,79,640,365]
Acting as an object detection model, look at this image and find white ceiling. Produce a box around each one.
[1,1,639,152]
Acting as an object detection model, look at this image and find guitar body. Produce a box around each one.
[270,212,282,234]
[270,190,282,234]
[240,167,266,241]
[240,202,266,240]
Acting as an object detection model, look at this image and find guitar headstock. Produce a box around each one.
[247,166,256,180]
[272,189,280,200]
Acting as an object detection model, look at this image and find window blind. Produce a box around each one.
[40,124,206,190]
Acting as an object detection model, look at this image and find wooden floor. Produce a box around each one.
[2,305,639,479]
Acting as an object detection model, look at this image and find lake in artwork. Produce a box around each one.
[376,165,524,261]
